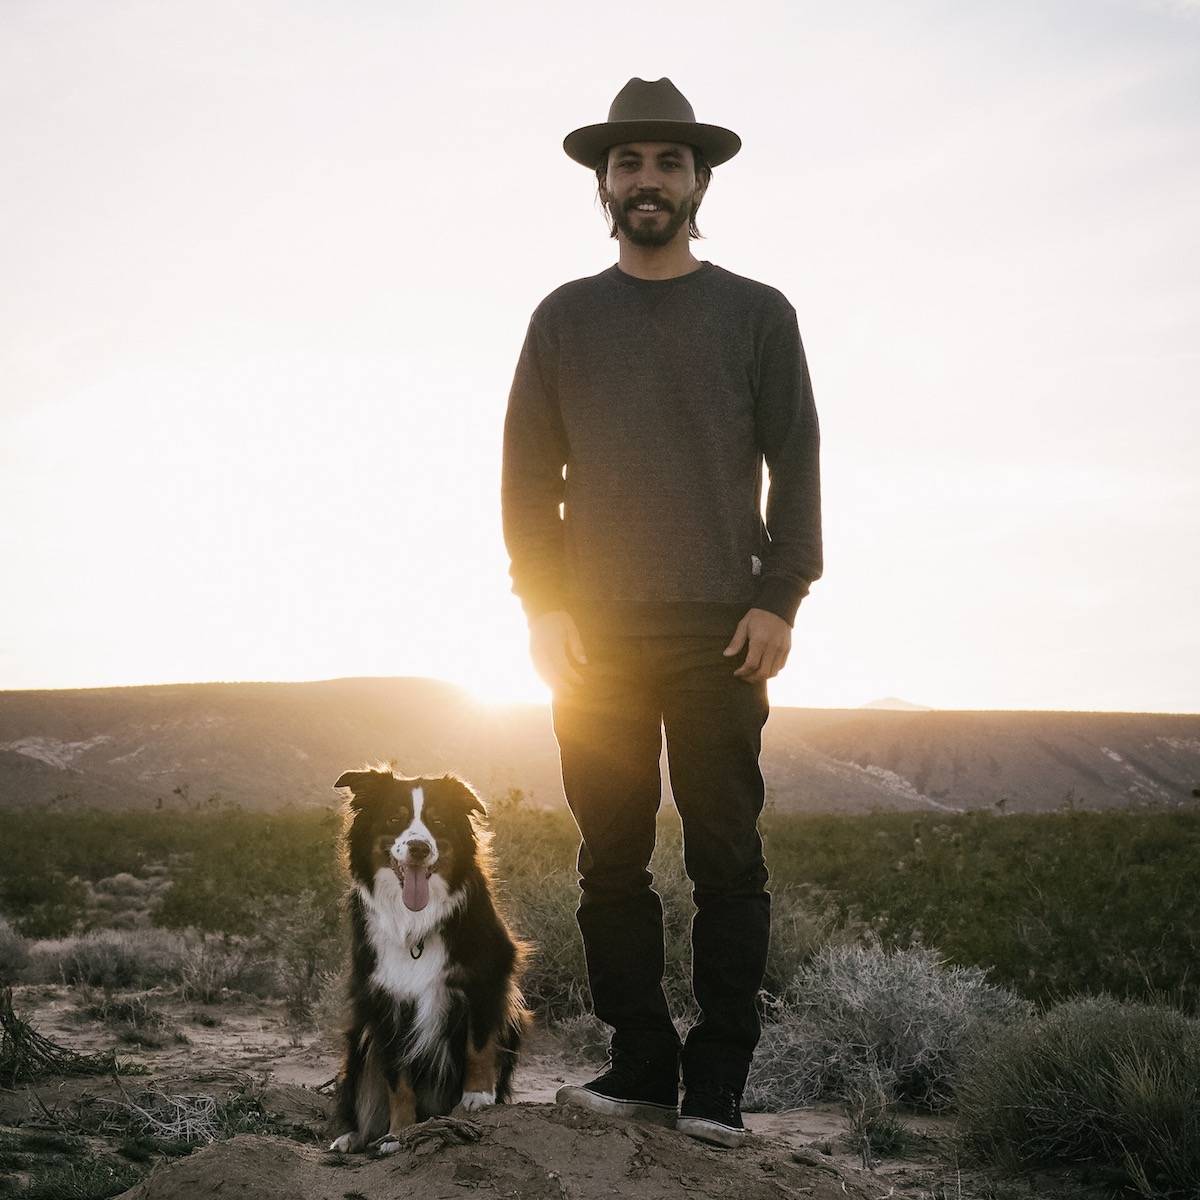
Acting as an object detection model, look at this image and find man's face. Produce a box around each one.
[601,141,706,248]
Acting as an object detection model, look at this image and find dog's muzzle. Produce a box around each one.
[392,840,436,912]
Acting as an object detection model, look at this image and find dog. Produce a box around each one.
[328,768,527,1154]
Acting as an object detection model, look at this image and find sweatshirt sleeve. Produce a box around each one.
[501,314,569,621]
[752,304,823,625]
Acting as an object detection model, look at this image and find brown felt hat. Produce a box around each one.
[563,77,741,169]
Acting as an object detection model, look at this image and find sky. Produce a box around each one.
[2,0,1198,712]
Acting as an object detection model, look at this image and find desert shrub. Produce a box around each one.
[311,966,349,1047]
[103,908,151,931]
[78,990,167,1030]
[841,1059,910,1168]
[153,809,343,935]
[26,930,188,989]
[255,890,344,1020]
[763,883,873,997]
[554,1013,610,1063]
[489,806,592,1022]
[0,919,30,985]
[74,990,184,1047]
[502,867,588,1021]
[0,870,89,939]
[93,873,152,898]
[84,873,163,933]
[744,942,1031,1113]
[955,996,1200,1198]
[177,934,275,1003]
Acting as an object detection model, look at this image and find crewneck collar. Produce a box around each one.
[606,260,715,287]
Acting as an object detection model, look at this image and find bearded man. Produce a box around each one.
[501,77,822,1148]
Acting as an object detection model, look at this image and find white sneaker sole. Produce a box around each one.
[676,1115,746,1148]
[555,1084,678,1128]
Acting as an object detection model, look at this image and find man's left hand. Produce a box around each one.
[724,608,792,682]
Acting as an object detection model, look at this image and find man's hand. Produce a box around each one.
[724,608,792,682]
[529,610,588,692]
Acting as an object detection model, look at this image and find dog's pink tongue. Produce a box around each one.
[402,867,430,912]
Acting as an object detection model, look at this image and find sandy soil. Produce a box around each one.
[0,985,1049,1200]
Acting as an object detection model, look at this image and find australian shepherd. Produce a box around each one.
[328,768,527,1153]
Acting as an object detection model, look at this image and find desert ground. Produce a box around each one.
[0,983,1072,1200]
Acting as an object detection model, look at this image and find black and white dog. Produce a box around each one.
[329,768,527,1153]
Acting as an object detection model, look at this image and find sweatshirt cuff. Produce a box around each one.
[752,576,810,627]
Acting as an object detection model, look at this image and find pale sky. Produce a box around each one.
[2,0,1198,712]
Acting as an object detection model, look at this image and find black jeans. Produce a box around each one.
[551,632,771,1091]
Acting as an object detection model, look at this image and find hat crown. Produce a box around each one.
[607,77,696,126]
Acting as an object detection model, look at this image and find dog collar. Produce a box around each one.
[411,939,425,960]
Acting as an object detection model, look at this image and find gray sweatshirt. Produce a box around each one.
[501,260,822,637]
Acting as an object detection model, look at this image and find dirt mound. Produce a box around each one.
[117,1103,884,1200]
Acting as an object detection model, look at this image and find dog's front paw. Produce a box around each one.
[373,1136,403,1156]
[328,1131,363,1153]
[460,1089,496,1111]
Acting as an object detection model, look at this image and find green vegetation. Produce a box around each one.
[759,807,1200,1010]
[955,996,1200,1197]
[2,802,1195,1011]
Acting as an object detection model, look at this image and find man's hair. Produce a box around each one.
[594,144,713,240]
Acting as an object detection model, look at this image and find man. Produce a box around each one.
[501,77,822,1149]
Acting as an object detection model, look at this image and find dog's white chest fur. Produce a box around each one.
[358,870,464,1070]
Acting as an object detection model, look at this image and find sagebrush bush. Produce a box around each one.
[26,929,188,989]
[744,942,1031,1113]
[177,934,275,1003]
[254,890,344,1019]
[93,873,152,898]
[0,918,31,984]
[554,1013,610,1063]
[955,996,1200,1198]
[763,883,872,997]
[841,1058,910,1167]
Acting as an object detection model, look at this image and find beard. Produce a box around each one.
[608,193,694,247]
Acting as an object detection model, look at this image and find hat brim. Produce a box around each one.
[562,120,741,168]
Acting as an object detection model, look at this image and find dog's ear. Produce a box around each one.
[441,774,486,817]
[333,769,380,810]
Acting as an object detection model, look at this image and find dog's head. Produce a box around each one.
[335,768,486,912]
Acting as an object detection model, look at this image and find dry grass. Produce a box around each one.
[745,943,1031,1113]
[956,996,1200,1197]
[0,987,124,1086]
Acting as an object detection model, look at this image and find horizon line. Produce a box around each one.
[0,673,1196,718]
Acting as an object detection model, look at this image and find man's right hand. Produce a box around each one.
[529,610,588,692]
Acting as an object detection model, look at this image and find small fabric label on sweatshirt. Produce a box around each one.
[750,555,763,577]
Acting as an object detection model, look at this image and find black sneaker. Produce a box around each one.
[555,1051,679,1127]
[676,1080,746,1148]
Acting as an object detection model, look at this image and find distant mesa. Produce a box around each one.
[860,696,932,712]
[1,677,1198,814]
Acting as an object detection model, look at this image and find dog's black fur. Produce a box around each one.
[329,769,526,1152]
